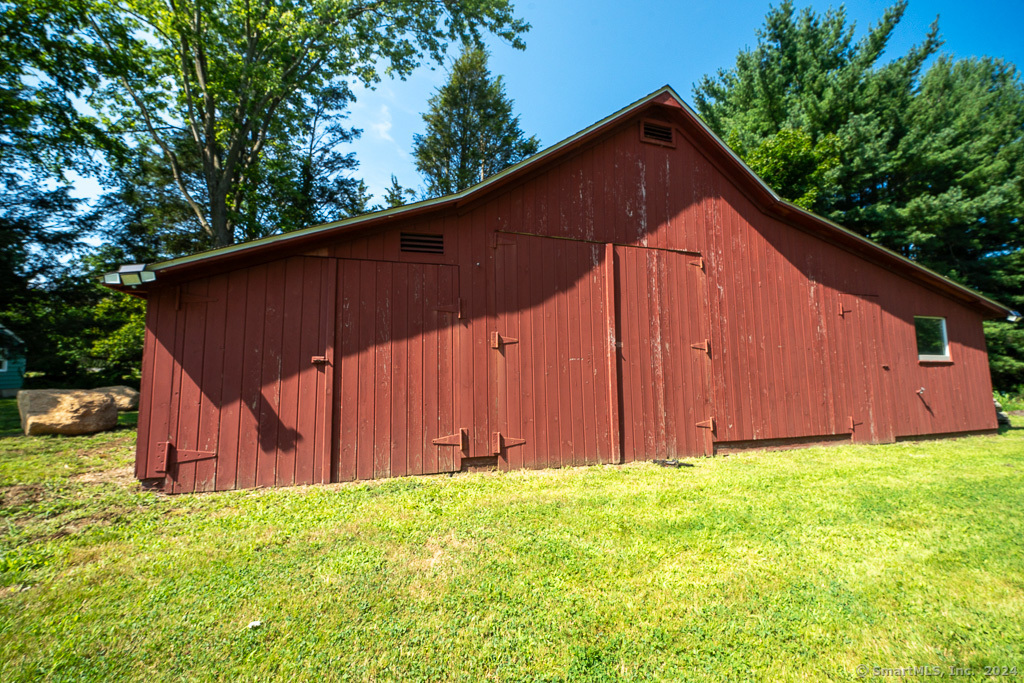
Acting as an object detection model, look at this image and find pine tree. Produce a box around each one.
[413,46,540,197]
[383,175,417,208]
[695,1,1024,391]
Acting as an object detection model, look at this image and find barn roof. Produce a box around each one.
[102,86,1015,319]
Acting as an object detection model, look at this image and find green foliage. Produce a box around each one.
[383,174,417,208]
[994,389,1024,412]
[413,45,540,197]
[695,0,1024,390]
[75,0,529,246]
[0,399,20,435]
[88,295,146,383]
[1,427,1023,679]
[1,259,146,389]
[742,128,839,209]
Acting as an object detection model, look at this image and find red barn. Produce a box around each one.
[104,86,1013,494]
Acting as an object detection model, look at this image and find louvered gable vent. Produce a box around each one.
[400,233,444,254]
[641,121,675,146]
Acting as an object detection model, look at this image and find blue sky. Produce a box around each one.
[346,0,1024,203]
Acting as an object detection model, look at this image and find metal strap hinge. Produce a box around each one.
[490,332,519,349]
[432,428,469,452]
[154,441,216,473]
[696,417,716,431]
[492,432,527,455]
[436,298,462,319]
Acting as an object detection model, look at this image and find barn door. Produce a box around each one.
[334,260,461,481]
[615,245,712,461]
[837,294,895,443]
[492,233,620,470]
[146,256,337,493]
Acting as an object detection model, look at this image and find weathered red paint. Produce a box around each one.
[129,91,1003,493]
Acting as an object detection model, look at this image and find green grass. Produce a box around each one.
[995,390,1024,412]
[0,398,21,436]
[1,419,1023,681]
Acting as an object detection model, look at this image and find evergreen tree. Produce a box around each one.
[383,175,417,208]
[694,1,1024,391]
[413,46,539,197]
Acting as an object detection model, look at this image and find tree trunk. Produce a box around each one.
[209,190,233,247]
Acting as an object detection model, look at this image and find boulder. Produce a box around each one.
[995,399,1011,428]
[17,390,118,436]
[94,385,140,411]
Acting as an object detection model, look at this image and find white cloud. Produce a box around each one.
[369,104,394,142]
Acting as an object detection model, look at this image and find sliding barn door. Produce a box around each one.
[334,260,461,481]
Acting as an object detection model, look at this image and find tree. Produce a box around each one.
[694,1,1024,391]
[383,175,417,208]
[45,0,530,248]
[413,45,539,197]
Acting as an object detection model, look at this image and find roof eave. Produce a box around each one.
[99,84,1013,320]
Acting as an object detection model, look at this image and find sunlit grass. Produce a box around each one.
[1,417,1022,681]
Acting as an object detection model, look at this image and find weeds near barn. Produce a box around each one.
[0,405,1022,681]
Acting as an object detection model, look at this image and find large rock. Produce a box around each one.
[17,390,118,436]
[995,399,1011,428]
[94,385,140,411]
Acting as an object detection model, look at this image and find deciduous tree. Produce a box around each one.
[79,0,529,247]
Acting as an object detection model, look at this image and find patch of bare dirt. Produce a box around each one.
[0,584,30,599]
[0,484,45,508]
[408,530,472,572]
[79,434,135,457]
[70,466,134,486]
[52,509,125,539]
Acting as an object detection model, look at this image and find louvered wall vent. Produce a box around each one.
[641,121,675,146]
[400,232,444,254]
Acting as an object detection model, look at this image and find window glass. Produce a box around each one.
[914,317,948,359]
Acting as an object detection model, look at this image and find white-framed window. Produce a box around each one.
[914,316,949,361]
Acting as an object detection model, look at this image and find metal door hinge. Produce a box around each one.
[154,441,216,473]
[490,332,519,349]
[492,432,527,454]
[433,428,469,452]
[154,441,171,473]
[436,298,462,319]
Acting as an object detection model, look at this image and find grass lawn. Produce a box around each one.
[1,400,1022,682]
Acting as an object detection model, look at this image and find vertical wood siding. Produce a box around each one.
[135,111,998,491]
